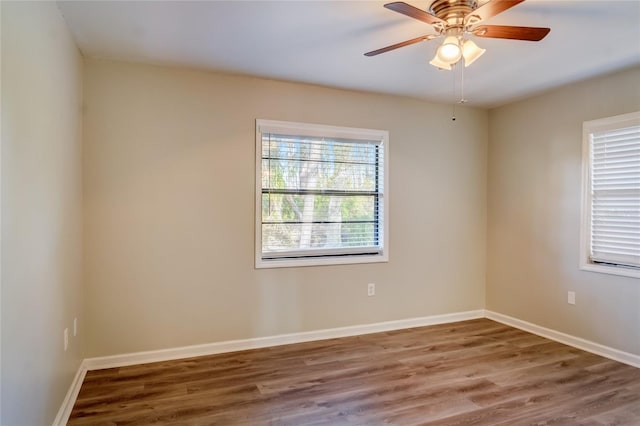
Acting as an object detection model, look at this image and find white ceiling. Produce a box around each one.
[57,0,640,108]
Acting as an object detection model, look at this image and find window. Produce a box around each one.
[255,120,388,268]
[580,111,640,278]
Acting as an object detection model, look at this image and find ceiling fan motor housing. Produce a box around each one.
[430,0,478,28]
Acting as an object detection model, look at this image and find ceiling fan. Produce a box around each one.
[365,0,550,70]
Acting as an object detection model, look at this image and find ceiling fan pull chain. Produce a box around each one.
[452,63,457,121]
[460,62,467,104]
[461,63,464,103]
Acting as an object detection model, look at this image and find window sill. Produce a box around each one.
[256,253,388,269]
[580,261,640,279]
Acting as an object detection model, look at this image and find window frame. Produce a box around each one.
[580,111,640,279]
[255,119,389,269]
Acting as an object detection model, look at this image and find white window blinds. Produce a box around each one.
[255,120,388,267]
[589,124,640,269]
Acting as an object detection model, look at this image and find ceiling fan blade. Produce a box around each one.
[384,2,445,25]
[364,35,437,56]
[466,0,525,23]
[473,25,550,41]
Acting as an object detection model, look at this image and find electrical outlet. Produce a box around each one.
[568,291,576,305]
[367,283,375,296]
[64,328,69,351]
[73,318,78,337]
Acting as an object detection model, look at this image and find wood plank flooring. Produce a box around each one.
[68,319,640,425]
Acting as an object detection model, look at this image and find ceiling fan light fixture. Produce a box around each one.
[461,39,486,67]
[429,54,453,70]
[436,35,462,63]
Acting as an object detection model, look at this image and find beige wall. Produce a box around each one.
[487,66,640,356]
[1,2,84,425]
[83,59,488,357]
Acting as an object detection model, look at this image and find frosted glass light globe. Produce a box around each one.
[437,36,462,63]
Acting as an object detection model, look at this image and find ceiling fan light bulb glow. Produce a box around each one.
[462,39,486,67]
[436,36,462,63]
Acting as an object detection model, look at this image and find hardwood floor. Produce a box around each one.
[68,319,640,425]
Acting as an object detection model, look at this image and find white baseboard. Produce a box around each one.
[485,310,640,368]
[52,361,87,426]
[84,310,485,370]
